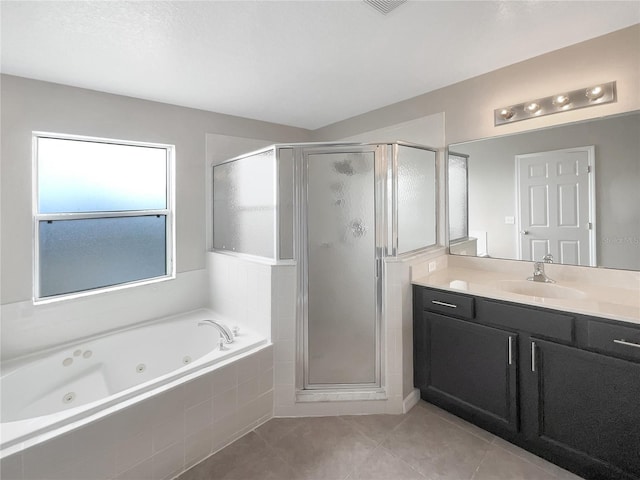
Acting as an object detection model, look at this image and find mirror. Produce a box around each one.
[448,111,640,271]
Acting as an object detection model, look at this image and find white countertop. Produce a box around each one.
[412,259,640,326]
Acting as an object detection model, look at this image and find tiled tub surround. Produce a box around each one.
[0,325,273,480]
[413,255,640,324]
[206,252,277,342]
[1,309,267,455]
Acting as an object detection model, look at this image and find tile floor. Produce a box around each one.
[177,400,584,480]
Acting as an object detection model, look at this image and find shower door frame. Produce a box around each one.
[295,144,388,391]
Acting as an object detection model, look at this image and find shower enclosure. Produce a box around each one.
[213,142,437,392]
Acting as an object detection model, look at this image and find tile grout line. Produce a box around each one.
[375,443,431,479]
[419,402,582,479]
[336,416,387,446]
[334,416,390,480]
[394,404,496,480]
[469,446,493,480]
[253,421,311,479]
[489,438,568,479]
[339,414,433,479]
[373,409,458,480]
[415,403,496,445]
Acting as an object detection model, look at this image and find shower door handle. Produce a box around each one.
[375,258,382,278]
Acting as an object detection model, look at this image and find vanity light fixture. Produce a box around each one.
[494,81,616,126]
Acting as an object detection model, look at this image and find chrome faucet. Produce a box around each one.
[527,262,555,283]
[197,320,234,343]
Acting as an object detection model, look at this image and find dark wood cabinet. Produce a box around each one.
[413,285,640,480]
[420,312,518,434]
[528,339,640,479]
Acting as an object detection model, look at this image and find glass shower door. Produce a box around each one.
[303,148,381,388]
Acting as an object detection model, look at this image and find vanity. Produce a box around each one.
[413,258,640,480]
[413,110,640,480]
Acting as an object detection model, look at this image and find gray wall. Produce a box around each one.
[1,25,638,356]
[1,74,310,305]
[311,25,639,272]
[453,112,640,270]
[312,25,640,146]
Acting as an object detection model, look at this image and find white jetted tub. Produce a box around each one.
[0,309,266,457]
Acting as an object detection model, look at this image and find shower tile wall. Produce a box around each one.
[206,251,296,413]
[271,264,299,414]
[0,346,273,480]
[206,252,273,341]
[0,269,210,361]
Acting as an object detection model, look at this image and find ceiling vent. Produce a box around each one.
[363,0,408,15]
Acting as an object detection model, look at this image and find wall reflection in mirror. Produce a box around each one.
[448,111,640,271]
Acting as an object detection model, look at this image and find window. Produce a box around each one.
[33,133,175,302]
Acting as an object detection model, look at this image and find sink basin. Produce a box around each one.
[498,280,587,300]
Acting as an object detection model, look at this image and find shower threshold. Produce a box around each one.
[295,388,387,403]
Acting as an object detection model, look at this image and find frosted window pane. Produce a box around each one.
[397,146,437,254]
[213,150,276,258]
[39,216,167,298]
[448,154,469,241]
[38,137,167,213]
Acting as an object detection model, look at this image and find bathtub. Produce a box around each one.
[0,309,267,459]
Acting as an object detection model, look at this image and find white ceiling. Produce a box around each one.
[1,1,638,130]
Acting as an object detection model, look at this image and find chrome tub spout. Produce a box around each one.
[197,320,234,343]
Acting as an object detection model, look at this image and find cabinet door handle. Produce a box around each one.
[531,341,537,372]
[613,339,640,349]
[431,300,457,308]
[508,336,515,365]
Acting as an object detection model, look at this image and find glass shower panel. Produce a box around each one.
[306,150,378,387]
[448,153,469,242]
[278,148,295,259]
[213,149,276,258]
[396,146,437,254]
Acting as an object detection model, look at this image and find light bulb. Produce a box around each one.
[524,102,541,115]
[585,86,604,101]
[499,108,515,120]
[552,95,570,108]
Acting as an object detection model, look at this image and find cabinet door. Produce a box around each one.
[530,339,640,479]
[422,312,519,433]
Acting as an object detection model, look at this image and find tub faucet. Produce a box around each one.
[527,262,555,283]
[198,320,234,343]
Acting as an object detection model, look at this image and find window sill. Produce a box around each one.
[33,274,176,306]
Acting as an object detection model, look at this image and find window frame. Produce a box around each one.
[32,132,176,304]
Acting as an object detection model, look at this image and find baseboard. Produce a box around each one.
[403,388,421,413]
